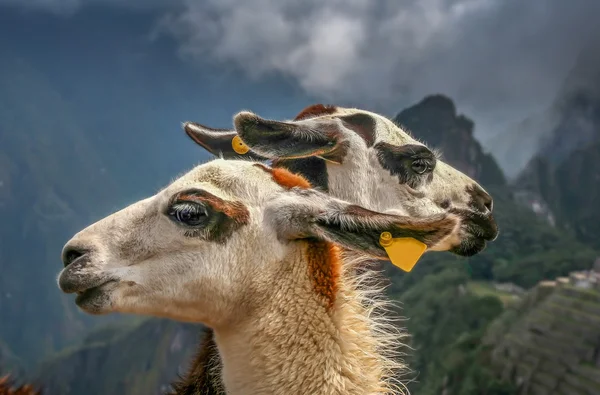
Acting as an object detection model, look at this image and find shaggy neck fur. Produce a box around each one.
[212,242,406,395]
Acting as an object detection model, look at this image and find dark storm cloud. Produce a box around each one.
[0,0,171,14]
[0,0,79,14]
[6,0,600,142]
[156,0,600,141]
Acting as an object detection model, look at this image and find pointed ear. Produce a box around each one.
[183,122,266,160]
[267,190,458,258]
[233,111,352,163]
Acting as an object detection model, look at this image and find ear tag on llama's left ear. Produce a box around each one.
[379,232,427,272]
[232,135,250,155]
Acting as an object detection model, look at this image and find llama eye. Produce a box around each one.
[411,159,430,175]
[168,202,208,227]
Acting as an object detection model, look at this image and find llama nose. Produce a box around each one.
[471,185,493,215]
[62,245,89,268]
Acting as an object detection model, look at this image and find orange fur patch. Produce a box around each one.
[0,376,40,395]
[179,193,249,225]
[254,164,312,189]
[293,104,338,121]
[306,241,342,310]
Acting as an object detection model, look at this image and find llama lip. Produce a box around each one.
[449,208,498,240]
[58,259,118,294]
[75,280,117,307]
[452,237,487,257]
[443,207,498,257]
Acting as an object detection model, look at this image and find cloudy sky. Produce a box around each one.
[3,0,599,142]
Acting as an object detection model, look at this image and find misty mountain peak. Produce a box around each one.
[393,95,506,187]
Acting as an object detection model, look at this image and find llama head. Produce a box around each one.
[58,160,457,325]
[184,104,498,257]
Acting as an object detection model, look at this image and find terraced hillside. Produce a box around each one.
[482,268,600,395]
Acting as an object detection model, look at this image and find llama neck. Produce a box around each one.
[213,242,403,395]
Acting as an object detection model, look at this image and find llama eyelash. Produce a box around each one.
[182,228,211,239]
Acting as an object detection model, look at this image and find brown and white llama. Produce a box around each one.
[177,104,498,393]
[57,159,486,394]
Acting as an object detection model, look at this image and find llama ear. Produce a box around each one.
[233,112,350,163]
[183,122,266,160]
[268,190,458,259]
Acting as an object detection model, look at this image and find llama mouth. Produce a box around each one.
[450,209,498,238]
[75,280,118,310]
[446,208,498,257]
[451,236,487,257]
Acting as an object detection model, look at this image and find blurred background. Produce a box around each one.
[1,1,599,394]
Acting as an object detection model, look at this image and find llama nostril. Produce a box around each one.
[478,192,493,214]
[470,184,494,215]
[484,198,493,213]
[62,246,88,268]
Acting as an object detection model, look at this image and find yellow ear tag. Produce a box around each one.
[379,232,427,272]
[232,135,250,155]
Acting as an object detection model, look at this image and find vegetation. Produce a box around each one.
[383,183,598,393]
[382,263,523,394]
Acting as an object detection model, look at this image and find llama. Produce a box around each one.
[178,104,498,393]
[58,159,497,395]
[183,103,496,232]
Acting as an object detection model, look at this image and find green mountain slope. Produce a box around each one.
[482,275,600,394]
[0,55,125,363]
[33,319,200,395]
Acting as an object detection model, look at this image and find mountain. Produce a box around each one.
[481,271,600,395]
[393,95,506,187]
[33,319,199,395]
[487,109,558,180]
[539,46,600,166]
[384,96,598,394]
[513,45,600,249]
[489,44,600,180]
[0,54,122,363]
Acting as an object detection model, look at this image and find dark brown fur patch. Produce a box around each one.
[184,123,267,161]
[168,329,225,395]
[374,141,437,189]
[271,157,329,191]
[176,190,250,243]
[254,164,312,189]
[0,376,40,395]
[338,113,377,147]
[293,104,338,121]
[184,123,222,152]
[305,241,342,310]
